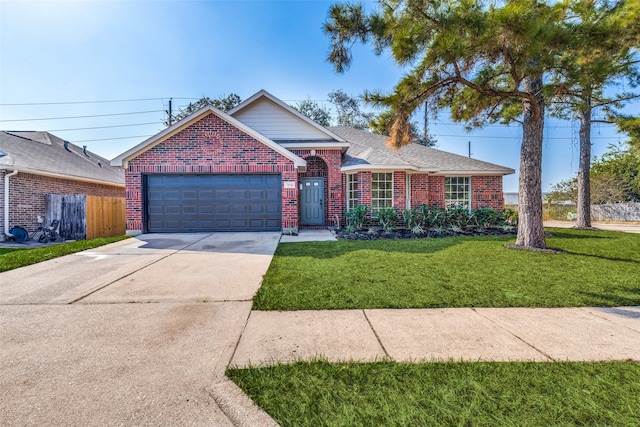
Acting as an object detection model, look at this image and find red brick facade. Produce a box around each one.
[471,175,505,210]
[1,171,124,237]
[124,113,299,232]
[119,113,506,233]
[343,172,504,215]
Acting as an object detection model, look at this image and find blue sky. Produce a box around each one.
[1,0,636,193]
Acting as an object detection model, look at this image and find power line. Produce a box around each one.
[0,97,199,106]
[47,121,163,132]
[434,133,624,140]
[72,135,154,142]
[0,110,165,122]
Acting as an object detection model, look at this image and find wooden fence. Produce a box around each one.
[86,195,126,239]
[46,194,125,240]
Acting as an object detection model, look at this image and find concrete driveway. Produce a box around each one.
[0,232,280,426]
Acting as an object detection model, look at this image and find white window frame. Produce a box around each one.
[346,173,359,210]
[371,172,393,214]
[445,176,471,211]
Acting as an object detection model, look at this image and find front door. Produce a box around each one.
[300,178,324,225]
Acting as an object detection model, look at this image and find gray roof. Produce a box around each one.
[0,131,124,186]
[329,126,515,175]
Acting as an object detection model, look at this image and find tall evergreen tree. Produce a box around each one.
[325,0,567,249]
[550,0,640,228]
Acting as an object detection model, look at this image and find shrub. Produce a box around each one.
[344,204,368,229]
[376,207,398,232]
[402,208,423,229]
[445,206,471,228]
[471,208,504,228]
[420,205,446,229]
[502,207,518,225]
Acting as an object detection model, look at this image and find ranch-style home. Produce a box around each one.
[111,90,514,234]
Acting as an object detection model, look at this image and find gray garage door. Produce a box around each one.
[146,174,281,232]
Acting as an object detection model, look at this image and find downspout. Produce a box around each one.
[4,169,18,238]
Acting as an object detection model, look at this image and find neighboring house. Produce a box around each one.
[1,131,125,240]
[111,90,514,234]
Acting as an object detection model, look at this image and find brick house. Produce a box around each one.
[1,131,124,240]
[111,90,514,234]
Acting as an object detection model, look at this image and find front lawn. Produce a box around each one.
[228,360,640,427]
[0,236,130,272]
[253,228,640,310]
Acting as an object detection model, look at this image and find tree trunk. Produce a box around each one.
[515,73,547,249]
[576,107,592,228]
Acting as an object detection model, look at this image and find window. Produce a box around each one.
[346,174,359,210]
[371,172,393,213]
[445,177,471,210]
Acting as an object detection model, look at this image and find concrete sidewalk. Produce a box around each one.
[231,306,640,367]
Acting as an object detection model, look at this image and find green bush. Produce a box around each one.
[445,206,471,228]
[471,208,505,227]
[502,207,518,225]
[376,207,398,232]
[402,208,423,229]
[420,205,446,229]
[344,204,369,229]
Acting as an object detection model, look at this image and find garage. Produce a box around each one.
[145,174,281,232]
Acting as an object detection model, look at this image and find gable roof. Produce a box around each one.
[110,103,306,169]
[330,127,515,175]
[0,131,124,186]
[229,89,347,145]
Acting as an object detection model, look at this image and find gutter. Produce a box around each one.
[3,169,18,238]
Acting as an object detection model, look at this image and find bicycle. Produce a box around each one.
[29,218,63,243]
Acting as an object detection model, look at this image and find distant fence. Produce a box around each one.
[46,194,126,240]
[591,202,640,221]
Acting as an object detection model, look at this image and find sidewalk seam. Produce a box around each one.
[226,309,254,370]
[471,308,555,361]
[362,310,391,360]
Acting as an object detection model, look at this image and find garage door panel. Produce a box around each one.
[146,174,281,232]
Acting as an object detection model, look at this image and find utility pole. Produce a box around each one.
[167,98,173,126]
[468,141,472,158]
[423,99,428,144]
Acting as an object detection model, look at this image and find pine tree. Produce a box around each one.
[325,0,567,249]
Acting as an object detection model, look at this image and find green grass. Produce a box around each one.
[227,360,640,427]
[253,228,640,310]
[0,236,130,272]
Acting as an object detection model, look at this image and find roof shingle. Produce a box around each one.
[329,126,515,175]
[0,131,124,185]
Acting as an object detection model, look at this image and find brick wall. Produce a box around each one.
[125,112,298,232]
[426,175,446,209]
[410,174,429,207]
[291,149,342,227]
[1,170,124,238]
[393,171,406,210]
[342,172,504,213]
[471,175,504,210]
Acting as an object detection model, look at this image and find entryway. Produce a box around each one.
[300,177,324,225]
